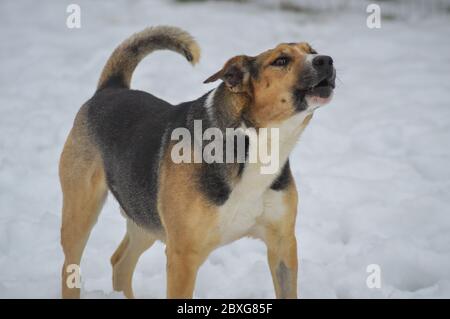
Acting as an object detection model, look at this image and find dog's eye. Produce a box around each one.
[271,56,290,67]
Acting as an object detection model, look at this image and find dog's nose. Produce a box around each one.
[312,55,333,71]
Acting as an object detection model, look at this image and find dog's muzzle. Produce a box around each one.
[306,55,335,99]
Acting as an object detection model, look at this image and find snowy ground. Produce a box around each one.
[1,0,450,298]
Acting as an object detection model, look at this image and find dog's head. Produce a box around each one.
[204,43,335,125]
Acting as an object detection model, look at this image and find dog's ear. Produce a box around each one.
[204,55,253,93]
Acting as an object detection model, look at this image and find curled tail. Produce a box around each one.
[97,26,201,91]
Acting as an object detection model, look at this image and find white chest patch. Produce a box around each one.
[217,112,310,244]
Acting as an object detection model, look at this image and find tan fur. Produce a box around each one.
[157,147,220,298]
[111,218,157,298]
[250,43,313,127]
[205,43,316,128]
[59,106,108,299]
[59,110,311,299]
[60,31,320,299]
[98,26,201,90]
[260,182,299,298]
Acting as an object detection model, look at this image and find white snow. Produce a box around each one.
[1,0,450,298]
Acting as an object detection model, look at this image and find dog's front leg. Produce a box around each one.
[261,187,299,299]
[265,230,298,299]
[165,245,207,298]
[162,207,217,298]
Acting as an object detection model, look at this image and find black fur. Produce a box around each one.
[292,89,308,112]
[192,85,249,206]
[248,58,259,79]
[270,160,292,191]
[87,88,189,229]
[86,83,291,229]
[199,162,231,205]
[276,261,291,299]
[97,73,126,91]
[86,85,242,229]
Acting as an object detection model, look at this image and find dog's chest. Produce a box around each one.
[216,164,272,244]
[216,113,309,244]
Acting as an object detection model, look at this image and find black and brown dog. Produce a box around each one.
[59,26,335,299]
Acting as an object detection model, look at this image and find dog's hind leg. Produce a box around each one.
[59,111,108,299]
[111,220,156,298]
[111,219,156,298]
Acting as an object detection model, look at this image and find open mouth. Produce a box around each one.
[294,71,336,110]
[307,76,335,98]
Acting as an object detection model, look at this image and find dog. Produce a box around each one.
[59,26,335,299]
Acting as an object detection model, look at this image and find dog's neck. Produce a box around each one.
[197,83,313,177]
[204,83,253,130]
